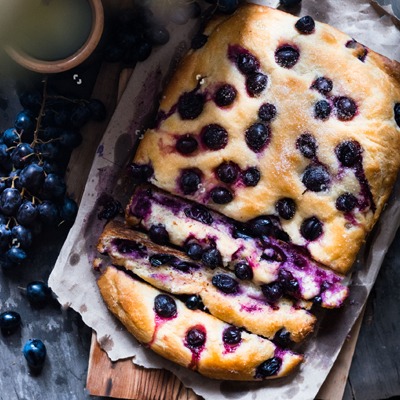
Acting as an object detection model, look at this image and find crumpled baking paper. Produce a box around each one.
[48,1,400,399]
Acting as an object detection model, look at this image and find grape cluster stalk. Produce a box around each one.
[0,77,106,270]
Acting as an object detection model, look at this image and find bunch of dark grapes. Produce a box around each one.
[102,2,202,65]
[0,79,105,271]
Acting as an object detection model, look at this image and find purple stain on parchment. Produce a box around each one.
[127,68,164,145]
[97,144,104,157]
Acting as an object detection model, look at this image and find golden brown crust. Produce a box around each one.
[98,266,303,380]
[98,220,316,342]
[133,4,400,274]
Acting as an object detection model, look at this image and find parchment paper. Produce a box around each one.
[48,1,400,399]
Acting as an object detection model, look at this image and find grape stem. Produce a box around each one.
[32,76,48,148]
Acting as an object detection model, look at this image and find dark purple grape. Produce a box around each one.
[246,73,268,96]
[273,329,293,348]
[19,89,42,112]
[275,45,299,68]
[0,188,22,216]
[335,141,362,167]
[302,164,330,192]
[296,133,317,159]
[148,25,170,46]
[278,269,300,295]
[71,103,92,128]
[0,214,7,225]
[154,294,177,318]
[22,338,47,372]
[149,253,176,267]
[242,167,261,187]
[314,100,332,120]
[59,130,82,149]
[59,197,78,223]
[295,16,315,34]
[210,187,233,204]
[7,246,27,264]
[234,261,253,280]
[212,274,239,294]
[11,225,32,249]
[276,198,296,220]
[258,103,277,122]
[218,0,239,14]
[191,33,208,50]
[334,97,357,121]
[184,205,213,225]
[41,126,63,141]
[0,224,12,250]
[11,143,35,168]
[0,144,12,170]
[131,163,154,183]
[176,135,198,155]
[42,161,63,175]
[201,247,222,269]
[171,259,196,273]
[216,162,239,184]
[3,128,19,147]
[261,282,283,303]
[26,281,52,308]
[214,84,237,107]
[201,124,228,150]
[186,328,206,347]
[255,357,282,378]
[185,242,203,260]
[245,123,270,152]
[87,99,106,121]
[336,193,358,212]
[311,77,333,94]
[52,106,71,127]
[247,215,275,237]
[39,142,62,161]
[137,40,153,62]
[17,201,38,226]
[223,326,241,344]
[116,240,146,255]
[19,163,45,192]
[179,168,202,195]
[394,103,400,127]
[0,311,21,335]
[38,201,60,225]
[42,174,66,199]
[148,224,169,245]
[185,295,202,310]
[178,92,204,120]
[6,169,22,191]
[98,198,123,222]
[300,216,323,241]
[236,52,259,75]
[14,110,36,135]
